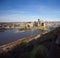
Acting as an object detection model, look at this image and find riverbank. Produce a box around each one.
[18,26,47,32]
[0,27,60,58]
[0,29,40,46]
[0,34,40,53]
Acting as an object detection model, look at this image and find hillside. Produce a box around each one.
[0,27,60,58]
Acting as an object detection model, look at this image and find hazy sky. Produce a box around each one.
[0,0,60,22]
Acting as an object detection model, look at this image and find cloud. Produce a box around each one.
[0,10,29,15]
[0,4,60,22]
[0,13,40,22]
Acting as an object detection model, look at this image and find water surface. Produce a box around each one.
[0,29,40,46]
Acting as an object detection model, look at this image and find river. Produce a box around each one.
[0,29,40,46]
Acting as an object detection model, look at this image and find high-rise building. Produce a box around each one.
[38,19,42,26]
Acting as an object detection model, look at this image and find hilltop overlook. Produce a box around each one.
[0,0,60,58]
[0,27,60,58]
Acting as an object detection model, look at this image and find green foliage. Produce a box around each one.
[40,26,47,30]
[20,42,28,47]
[30,45,48,58]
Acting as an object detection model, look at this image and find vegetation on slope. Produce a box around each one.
[0,27,60,58]
[30,45,48,58]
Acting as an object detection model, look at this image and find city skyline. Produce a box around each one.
[0,0,60,22]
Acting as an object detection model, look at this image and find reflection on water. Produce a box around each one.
[0,29,40,46]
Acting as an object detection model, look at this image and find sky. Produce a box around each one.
[0,0,60,22]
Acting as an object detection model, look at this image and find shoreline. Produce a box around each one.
[0,34,40,53]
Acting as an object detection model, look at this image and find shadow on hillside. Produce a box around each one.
[0,27,60,58]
